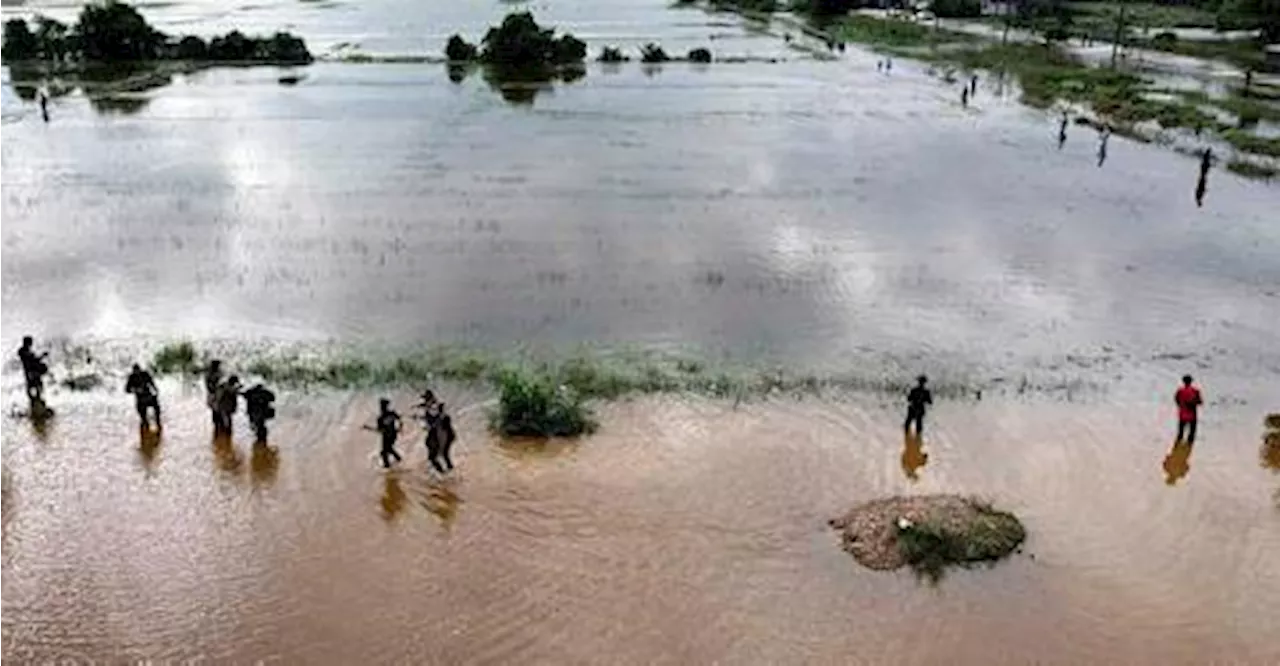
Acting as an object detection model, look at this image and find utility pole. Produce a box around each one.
[1110,0,1127,69]
[1002,0,1012,45]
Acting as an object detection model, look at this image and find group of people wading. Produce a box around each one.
[16,335,457,474]
[367,390,457,474]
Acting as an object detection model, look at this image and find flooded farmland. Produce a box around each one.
[3,0,1279,663]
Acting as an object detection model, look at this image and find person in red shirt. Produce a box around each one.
[1174,375,1203,444]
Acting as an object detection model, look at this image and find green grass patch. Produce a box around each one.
[1221,129,1280,157]
[833,15,977,50]
[1226,158,1279,179]
[1070,1,1219,32]
[489,367,598,437]
[897,500,1026,582]
[152,341,200,375]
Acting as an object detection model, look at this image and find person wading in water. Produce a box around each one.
[242,382,276,443]
[1195,148,1213,207]
[1174,375,1203,445]
[904,375,933,436]
[1057,112,1069,150]
[215,375,242,436]
[203,359,224,430]
[366,399,404,469]
[125,364,162,430]
[17,336,50,404]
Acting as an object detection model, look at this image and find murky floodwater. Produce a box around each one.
[3,0,1280,663]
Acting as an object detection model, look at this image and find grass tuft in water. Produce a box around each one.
[152,341,200,375]
[489,367,598,437]
[897,500,1026,582]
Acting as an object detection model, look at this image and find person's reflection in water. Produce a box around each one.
[901,432,928,481]
[212,433,243,473]
[421,483,460,529]
[28,398,53,443]
[1261,415,1280,471]
[250,442,280,489]
[380,473,407,522]
[1163,439,1193,486]
[138,426,162,475]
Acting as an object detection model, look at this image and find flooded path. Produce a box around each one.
[3,0,1280,662]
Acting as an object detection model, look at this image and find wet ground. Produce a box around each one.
[3,0,1280,663]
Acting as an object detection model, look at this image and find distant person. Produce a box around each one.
[784,33,793,44]
[37,89,49,123]
[1174,375,1203,444]
[366,398,403,469]
[17,336,49,402]
[903,375,933,435]
[1097,127,1111,167]
[203,359,224,428]
[837,41,846,53]
[436,403,457,473]
[422,400,446,475]
[877,60,883,72]
[969,74,978,97]
[1195,148,1212,207]
[242,382,276,442]
[124,364,161,429]
[885,57,892,73]
[961,86,969,108]
[215,375,242,436]
[1057,112,1069,150]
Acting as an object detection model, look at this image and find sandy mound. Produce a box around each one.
[828,494,1025,574]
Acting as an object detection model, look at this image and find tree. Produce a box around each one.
[688,47,713,63]
[445,34,477,61]
[175,35,207,60]
[34,16,71,61]
[1220,0,1279,42]
[76,0,166,61]
[931,0,982,19]
[2,19,39,61]
[479,12,585,77]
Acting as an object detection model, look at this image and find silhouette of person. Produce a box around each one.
[367,398,403,469]
[885,57,892,73]
[877,60,883,72]
[961,86,969,107]
[1174,375,1203,444]
[1097,127,1110,167]
[17,336,49,403]
[215,375,242,436]
[969,74,978,97]
[242,383,276,442]
[1163,439,1193,486]
[901,432,928,481]
[38,89,49,123]
[203,359,224,429]
[124,363,161,430]
[1195,148,1212,207]
[904,375,933,435]
[437,403,457,473]
[1057,112,1069,150]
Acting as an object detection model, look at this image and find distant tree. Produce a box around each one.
[640,43,670,63]
[445,34,478,61]
[264,31,311,63]
[175,35,207,60]
[76,0,167,61]
[598,45,627,62]
[931,0,982,18]
[2,19,39,61]
[208,30,254,60]
[688,47,713,62]
[34,16,71,61]
[553,34,586,64]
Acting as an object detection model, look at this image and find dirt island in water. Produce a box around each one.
[830,494,1026,577]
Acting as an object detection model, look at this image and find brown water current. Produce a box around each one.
[2,390,1279,663]
[4,0,1280,662]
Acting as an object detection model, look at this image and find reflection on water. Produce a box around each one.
[212,433,244,473]
[250,442,280,489]
[138,426,163,475]
[380,473,408,521]
[1163,439,1194,486]
[901,431,927,481]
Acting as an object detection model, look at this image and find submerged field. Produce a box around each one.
[3,0,1280,663]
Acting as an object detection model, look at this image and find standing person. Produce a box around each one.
[16,336,49,402]
[215,375,242,436]
[961,86,969,108]
[1057,112,1069,150]
[1097,127,1111,167]
[885,57,892,73]
[38,89,49,123]
[903,375,933,436]
[242,382,276,443]
[1174,375,1203,444]
[366,399,403,469]
[436,403,457,473]
[125,364,162,429]
[203,359,224,429]
[1195,148,1212,207]
[969,74,978,97]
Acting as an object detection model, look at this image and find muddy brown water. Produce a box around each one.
[3,0,1280,662]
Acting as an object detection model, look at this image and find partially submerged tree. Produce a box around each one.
[77,0,166,61]
[640,43,669,63]
[445,34,478,61]
[480,11,586,77]
[688,47,712,63]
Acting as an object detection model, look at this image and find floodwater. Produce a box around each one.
[3,0,1280,663]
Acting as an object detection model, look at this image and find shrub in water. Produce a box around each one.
[446,34,478,61]
[688,47,712,63]
[152,341,199,375]
[640,43,669,63]
[598,45,626,62]
[490,367,597,437]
